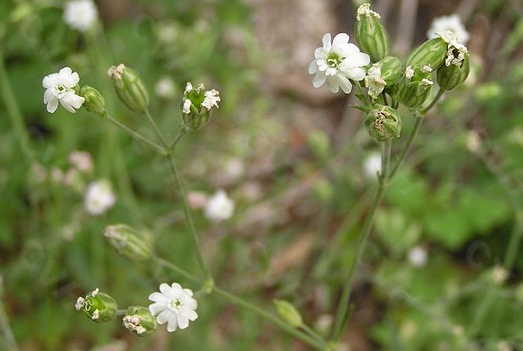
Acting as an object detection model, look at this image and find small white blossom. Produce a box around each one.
[356,3,381,21]
[201,89,221,110]
[184,82,193,94]
[363,152,381,179]
[42,67,85,113]
[205,189,234,221]
[437,30,468,67]
[421,78,433,86]
[183,99,192,114]
[155,76,176,99]
[364,63,386,99]
[309,33,370,94]
[123,315,147,335]
[421,65,433,73]
[75,297,85,311]
[84,180,116,216]
[91,309,100,320]
[148,283,198,332]
[405,66,414,80]
[427,14,470,43]
[408,246,428,267]
[69,150,93,173]
[63,0,98,32]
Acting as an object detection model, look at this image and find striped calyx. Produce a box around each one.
[407,38,447,70]
[364,104,402,142]
[355,3,389,62]
[393,65,434,108]
[437,52,470,91]
[104,224,153,261]
[108,64,149,112]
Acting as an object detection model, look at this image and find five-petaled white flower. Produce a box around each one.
[84,180,116,216]
[148,283,198,332]
[42,67,85,113]
[205,189,234,221]
[427,14,470,44]
[63,0,98,32]
[309,33,370,94]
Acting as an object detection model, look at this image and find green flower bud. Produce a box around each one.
[379,56,403,85]
[104,224,153,262]
[181,82,221,131]
[437,52,470,91]
[407,38,447,70]
[80,86,105,116]
[364,104,402,142]
[108,64,149,112]
[123,306,157,336]
[393,65,434,108]
[75,288,117,323]
[355,4,389,62]
[273,299,303,328]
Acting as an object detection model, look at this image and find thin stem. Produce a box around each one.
[105,114,165,154]
[381,141,392,179]
[168,130,185,152]
[116,309,127,316]
[389,116,424,179]
[421,88,445,115]
[503,211,523,269]
[154,257,200,284]
[144,109,168,146]
[0,47,34,164]
[331,142,392,342]
[301,324,327,346]
[213,286,327,349]
[166,154,213,282]
[0,299,18,351]
[354,80,372,107]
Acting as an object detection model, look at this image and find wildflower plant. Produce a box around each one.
[32,1,506,350]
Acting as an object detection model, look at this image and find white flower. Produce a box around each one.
[405,66,414,80]
[356,3,381,21]
[427,14,470,43]
[42,67,85,113]
[205,189,234,221]
[84,180,116,216]
[408,246,428,267]
[363,152,381,179]
[202,89,221,110]
[184,82,193,94]
[69,150,93,173]
[183,99,192,114]
[63,0,98,32]
[155,77,176,99]
[364,63,386,99]
[309,33,370,94]
[148,283,198,332]
[436,30,468,67]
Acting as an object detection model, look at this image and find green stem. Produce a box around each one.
[165,154,213,282]
[503,211,523,269]
[168,130,185,152]
[354,80,372,107]
[144,109,168,146]
[105,114,165,154]
[421,88,445,115]
[389,116,424,179]
[213,286,326,349]
[0,47,34,164]
[467,288,496,338]
[301,324,327,345]
[331,141,392,342]
[0,299,18,351]
[156,256,326,349]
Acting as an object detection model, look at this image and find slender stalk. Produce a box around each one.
[144,109,168,146]
[421,88,445,115]
[156,256,326,349]
[301,323,327,345]
[0,47,34,163]
[213,286,327,349]
[116,309,127,316]
[388,115,424,179]
[503,211,523,269]
[105,114,165,154]
[168,131,185,152]
[0,299,18,351]
[331,142,391,342]
[354,80,372,107]
[166,155,213,281]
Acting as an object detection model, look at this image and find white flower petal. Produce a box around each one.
[321,33,331,50]
[167,315,178,332]
[312,72,327,88]
[149,292,168,303]
[326,77,340,93]
[157,309,173,324]
[46,97,59,113]
[149,302,167,316]
[332,33,350,49]
[159,283,171,294]
[184,309,198,321]
[43,89,54,104]
[344,67,367,81]
[177,314,189,329]
[337,74,353,94]
[308,60,318,74]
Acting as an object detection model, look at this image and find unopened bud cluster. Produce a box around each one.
[123,306,157,336]
[181,82,221,131]
[308,3,471,143]
[75,288,117,323]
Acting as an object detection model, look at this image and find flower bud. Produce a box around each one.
[104,224,153,262]
[364,104,402,142]
[123,306,157,336]
[407,38,447,70]
[181,82,221,131]
[378,56,403,85]
[108,64,149,112]
[437,52,470,91]
[355,3,389,62]
[273,299,303,328]
[80,86,105,116]
[393,65,433,108]
[75,288,117,323]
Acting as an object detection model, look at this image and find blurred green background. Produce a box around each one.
[1,0,523,350]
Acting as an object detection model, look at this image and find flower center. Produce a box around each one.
[54,84,68,98]
[169,299,182,311]
[326,52,342,69]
